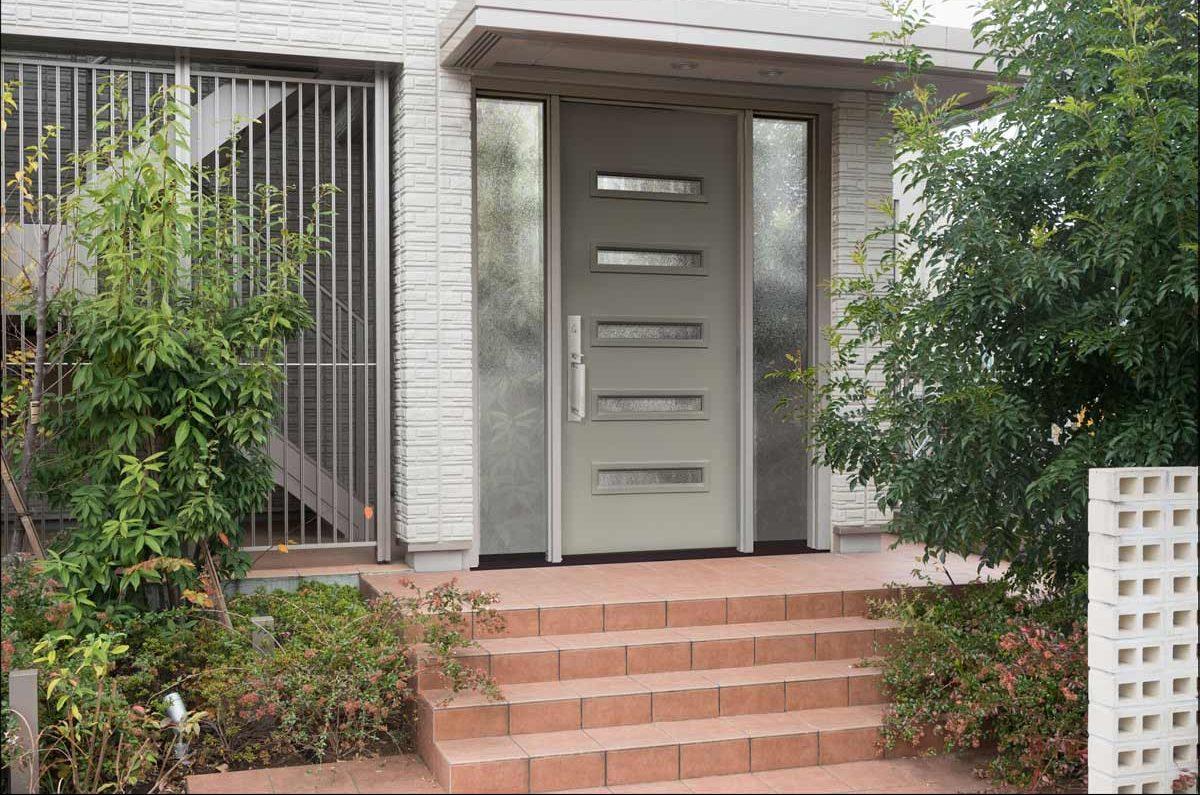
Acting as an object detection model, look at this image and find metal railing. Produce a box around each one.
[1,52,391,558]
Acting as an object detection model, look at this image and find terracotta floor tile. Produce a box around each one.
[796,704,883,731]
[448,758,530,794]
[531,751,606,793]
[346,756,444,794]
[567,676,650,698]
[515,729,603,757]
[652,687,719,722]
[604,602,667,631]
[813,630,875,661]
[679,738,750,778]
[604,745,679,787]
[626,642,691,675]
[754,634,815,665]
[479,608,540,638]
[681,772,775,793]
[847,672,887,705]
[607,781,685,794]
[726,595,786,624]
[754,765,847,793]
[510,698,581,734]
[491,650,561,684]
[785,592,845,620]
[718,683,785,716]
[267,763,358,793]
[187,769,275,794]
[584,723,675,751]
[667,598,728,627]
[541,605,606,635]
[657,715,749,744]
[693,638,755,670]
[817,726,884,765]
[437,735,528,764]
[822,759,923,791]
[561,647,628,680]
[582,693,652,728]
[749,732,818,771]
[785,678,848,711]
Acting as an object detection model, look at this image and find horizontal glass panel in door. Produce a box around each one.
[476,97,547,555]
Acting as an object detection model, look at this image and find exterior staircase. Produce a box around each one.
[407,586,927,793]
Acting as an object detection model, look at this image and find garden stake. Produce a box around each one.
[251,615,276,655]
[200,540,233,629]
[8,668,39,794]
[0,451,45,558]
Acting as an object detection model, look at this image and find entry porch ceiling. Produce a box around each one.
[441,0,997,103]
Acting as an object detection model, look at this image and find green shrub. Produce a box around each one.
[3,559,500,789]
[27,81,317,622]
[776,0,1198,588]
[119,581,499,770]
[871,579,1087,791]
[33,632,200,793]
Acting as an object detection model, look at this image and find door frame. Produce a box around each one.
[472,77,832,565]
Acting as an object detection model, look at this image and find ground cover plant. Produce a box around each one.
[868,579,1088,791]
[2,557,499,792]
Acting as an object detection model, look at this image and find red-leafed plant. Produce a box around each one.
[870,577,1087,791]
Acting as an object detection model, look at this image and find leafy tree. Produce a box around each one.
[28,84,319,623]
[778,0,1198,586]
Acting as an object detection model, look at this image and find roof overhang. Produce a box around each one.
[441,0,997,103]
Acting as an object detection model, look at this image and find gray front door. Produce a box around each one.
[561,101,739,555]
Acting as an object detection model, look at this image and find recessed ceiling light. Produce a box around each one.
[759,68,784,78]
[671,61,699,71]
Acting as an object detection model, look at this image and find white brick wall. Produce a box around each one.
[830,89,895,530]
[388,0,476,549]
[4,0,899,559]
[1088,467,1199,795]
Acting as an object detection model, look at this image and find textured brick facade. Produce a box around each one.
[4,0,898,562]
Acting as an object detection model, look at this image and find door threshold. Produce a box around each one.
[476,540,822,570]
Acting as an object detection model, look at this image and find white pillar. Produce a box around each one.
[1088,467,1199,794]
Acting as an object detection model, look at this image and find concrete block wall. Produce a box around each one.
[1087,467,1199,795]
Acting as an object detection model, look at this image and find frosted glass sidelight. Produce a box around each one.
[594,172,703,198]
[753,118,810,542]
[476,98,547,554]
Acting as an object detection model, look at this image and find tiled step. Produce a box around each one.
[415,617,900,691]
[422,704,905,793]
[437,587,907,639]
[545,755,991,794]
[419,658,886,741]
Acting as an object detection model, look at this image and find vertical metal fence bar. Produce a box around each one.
[1,59,380,552]
[313,82,323,546]
[361,84,370,544]
[298,80,307,547]
[280,79,290,544]
[329,81,339,543]
[374,68,392,560]
[346,85,355,542]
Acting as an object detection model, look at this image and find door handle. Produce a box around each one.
[568,315,585,422]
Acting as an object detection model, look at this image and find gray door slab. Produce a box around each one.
[561,101,739,554]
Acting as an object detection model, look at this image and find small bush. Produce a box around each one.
[2,557,499,790]
[134,581,498,770]
[870,579,1087,791]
